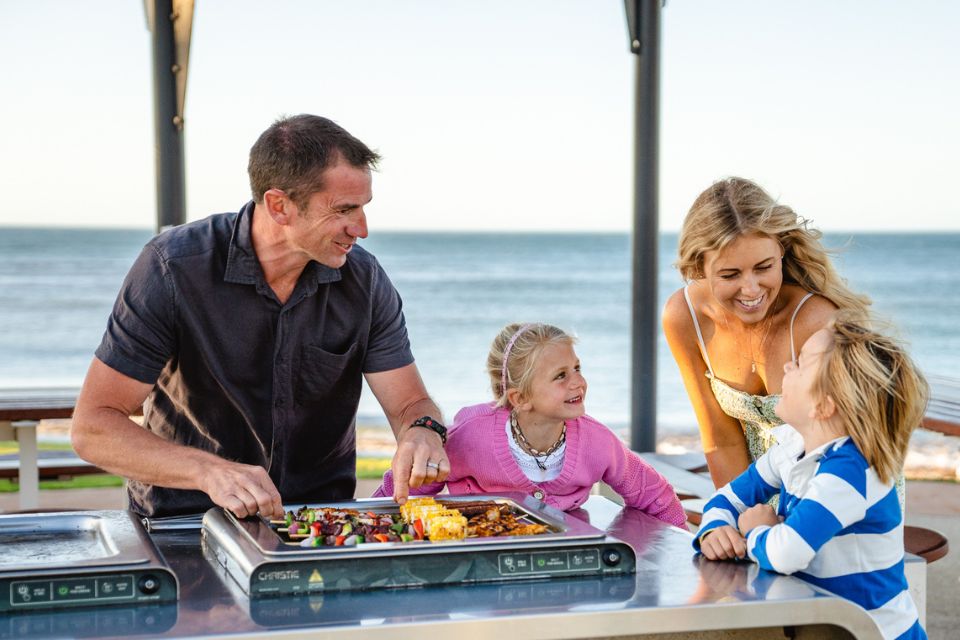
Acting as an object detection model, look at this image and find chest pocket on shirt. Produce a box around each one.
[296,342,362,407]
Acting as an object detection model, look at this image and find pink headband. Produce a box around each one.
[501,323,534,396]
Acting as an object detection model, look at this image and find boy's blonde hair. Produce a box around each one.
[487,323,575,408]
[814,313,929,483]
[676,177,871,317]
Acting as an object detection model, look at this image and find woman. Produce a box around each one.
[662,177,870,489]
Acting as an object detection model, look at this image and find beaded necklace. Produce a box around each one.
[510,412,566,471]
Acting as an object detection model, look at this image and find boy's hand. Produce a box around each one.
[738,504,778,533]
[699,525,746,561]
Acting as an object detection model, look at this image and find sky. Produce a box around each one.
[2,0,958,232]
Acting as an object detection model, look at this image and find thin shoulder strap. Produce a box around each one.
[683,285,715,376]
[789,292,815,362]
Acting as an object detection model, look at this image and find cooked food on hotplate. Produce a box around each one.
[271,497,549,547]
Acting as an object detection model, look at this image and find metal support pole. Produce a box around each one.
[149,0,187,232]
[624,1,662,452]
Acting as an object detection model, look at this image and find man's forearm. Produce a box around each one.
[71,408,217,490]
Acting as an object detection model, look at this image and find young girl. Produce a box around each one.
[695,314,928,640]
[374,322,687,528]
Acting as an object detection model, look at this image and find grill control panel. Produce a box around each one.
[1,569,177,613]
[237,542,635,596]
[497,547,603,575]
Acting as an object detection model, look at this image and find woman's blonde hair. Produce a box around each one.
[814,313,929,484]
[487,323,575,408]
[676,177,870,316]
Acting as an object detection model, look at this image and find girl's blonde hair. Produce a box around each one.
[676,177,871,317]
[814,313,929,484]
[487,323,575,408]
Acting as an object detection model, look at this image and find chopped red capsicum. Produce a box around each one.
[335,535,346,546]
[373,533,390,543]
[310,522,322,537]
[413,518,425,540]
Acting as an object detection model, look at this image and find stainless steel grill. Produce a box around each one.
[202,493,637,597]
[0,510,178,613]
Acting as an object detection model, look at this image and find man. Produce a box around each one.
[72,114,448,518]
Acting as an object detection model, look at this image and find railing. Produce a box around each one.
[923,375,960,437]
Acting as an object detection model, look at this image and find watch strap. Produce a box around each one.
[410,416,447,444]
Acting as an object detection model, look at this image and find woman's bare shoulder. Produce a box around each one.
[784,289,837,343]
[779,286,833,316]
[662,286,708,364]
[663,286,694,333]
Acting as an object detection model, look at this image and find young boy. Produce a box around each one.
[694,315,928,640]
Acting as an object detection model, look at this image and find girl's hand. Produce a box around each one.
[738,504,778,533]
[699,525,746,561]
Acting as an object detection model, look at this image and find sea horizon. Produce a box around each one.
[2,226,958,474]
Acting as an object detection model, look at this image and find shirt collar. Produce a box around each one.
[224,201,342,288]
[804,435,850,461]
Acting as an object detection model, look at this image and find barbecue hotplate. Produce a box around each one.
[0,511,178,613]
[202,493,636,597]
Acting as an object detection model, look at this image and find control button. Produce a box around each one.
[95,576,135,600]
[498,553,531,574]
[602,548,621,567]
[532,489,545,500]
[138,575,160,595]
[52,579,95,600]
[532,551,568,572]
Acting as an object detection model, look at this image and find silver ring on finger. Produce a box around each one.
[426,461,440,470]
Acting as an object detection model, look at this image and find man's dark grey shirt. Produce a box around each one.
[96,202,413,516]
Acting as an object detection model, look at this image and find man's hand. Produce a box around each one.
[199,460,284,520]
[738,504,778,534]
[700,525,747,561]
[391,425,448,504]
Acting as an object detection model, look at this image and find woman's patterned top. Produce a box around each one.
[683,286,905,510]
[683,285,813,463]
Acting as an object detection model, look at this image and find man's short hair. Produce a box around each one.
[248,114,380,208]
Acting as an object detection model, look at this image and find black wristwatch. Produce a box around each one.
[410,416,447,444]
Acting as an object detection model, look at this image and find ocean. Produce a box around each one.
[1,227,958,444]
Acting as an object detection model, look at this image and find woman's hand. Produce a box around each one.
[699,525,746,561]
[738,504,779,533]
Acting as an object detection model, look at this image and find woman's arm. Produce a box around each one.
[663,290,751,487]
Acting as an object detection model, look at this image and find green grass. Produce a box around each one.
[356,456,391,479]
[0,441,75,455]
[0,474,126,493]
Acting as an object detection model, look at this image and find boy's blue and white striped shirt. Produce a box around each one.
[695,426,925,640]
